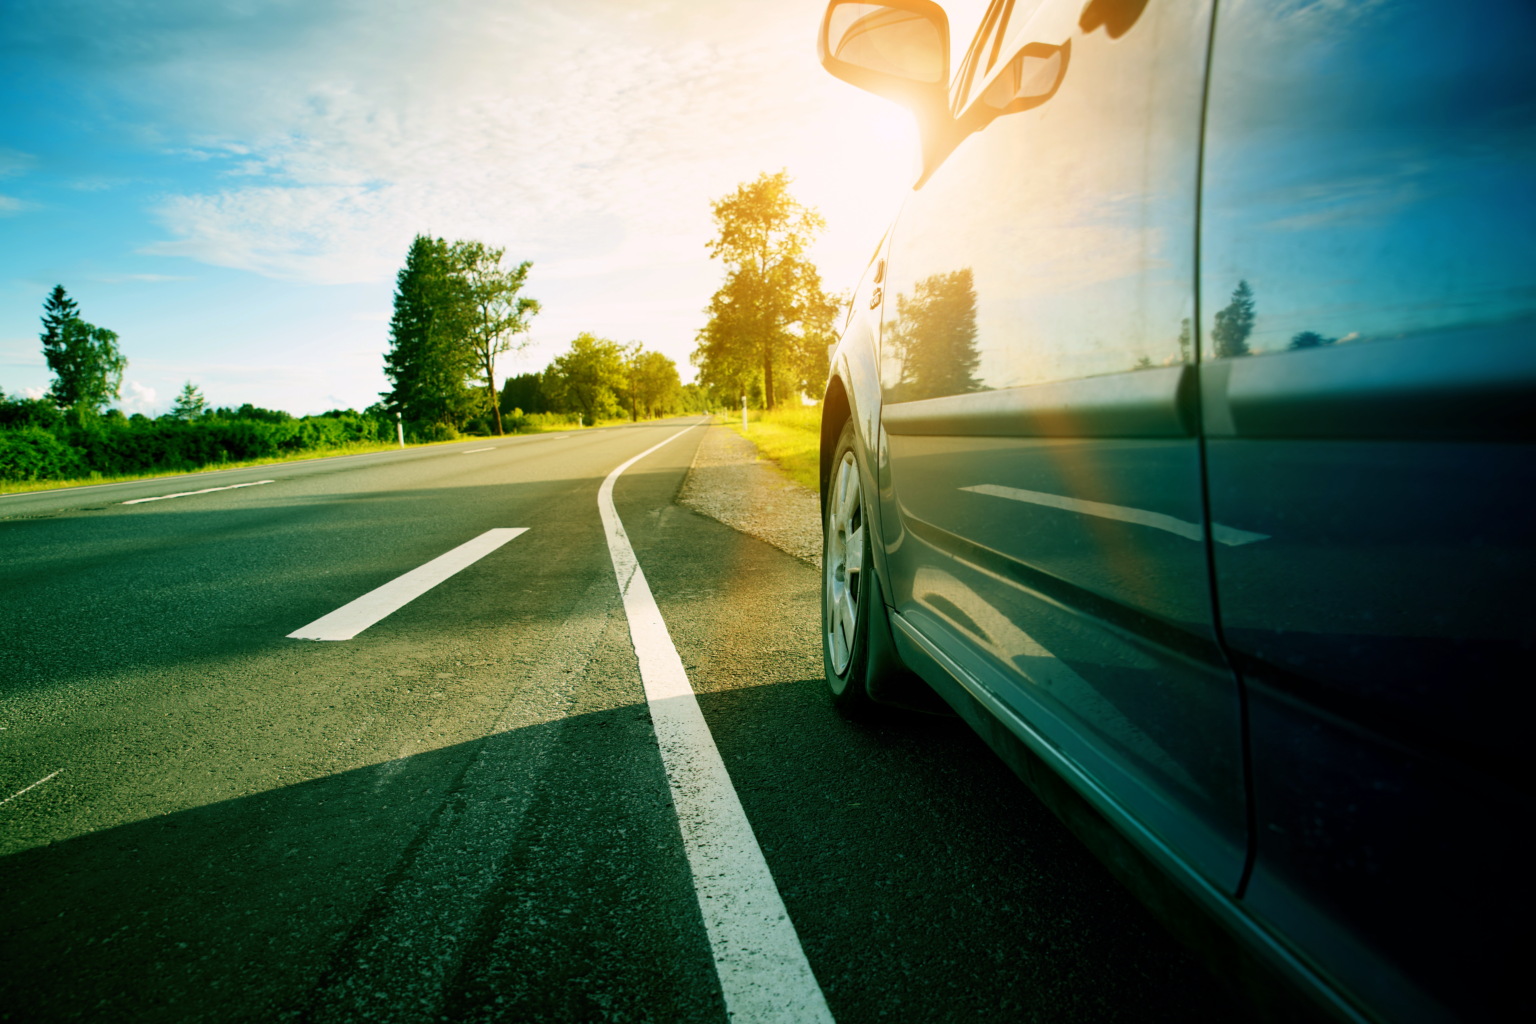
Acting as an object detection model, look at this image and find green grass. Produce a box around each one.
[727,403,822,492]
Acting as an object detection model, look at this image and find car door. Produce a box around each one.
[1199,2,1534,1019]
[876,0,1247,891]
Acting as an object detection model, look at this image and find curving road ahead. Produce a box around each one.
[0,420,1244,1022]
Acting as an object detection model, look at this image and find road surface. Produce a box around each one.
[0,420,1244,1021]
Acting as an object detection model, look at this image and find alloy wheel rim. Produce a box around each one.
[826,451,863,676]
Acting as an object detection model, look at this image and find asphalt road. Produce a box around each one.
[0,420,1245,1022]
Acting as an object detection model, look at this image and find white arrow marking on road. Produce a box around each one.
[286,528,528,641]
[600,422,836,1024]
[121,479,276,504]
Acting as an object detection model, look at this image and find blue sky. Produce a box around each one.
[1,0,990,415]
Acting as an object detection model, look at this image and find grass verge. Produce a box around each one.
[727,403,822,493]
[0,423,592,497]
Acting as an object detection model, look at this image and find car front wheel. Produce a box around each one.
[823,419,875,710]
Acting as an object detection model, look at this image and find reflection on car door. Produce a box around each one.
[876,0,1246,890]
[1199,1,1533,1018]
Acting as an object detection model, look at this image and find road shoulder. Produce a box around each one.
[677,422,822,568]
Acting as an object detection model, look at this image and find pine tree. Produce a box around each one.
[170,381,208,420]
[381,235,476,430]
[887,268,983,402]
[40,285,80,394]
[39,286,127,412]
[1211,280,1257,359]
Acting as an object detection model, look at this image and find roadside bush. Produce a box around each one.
[0,427,85,480]
[502,409,582,433]
[412,421,460,443]
[0,397,65,432]
[0,411,397,482]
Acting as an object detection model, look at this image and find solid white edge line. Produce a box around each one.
[2,769,63,808]
[122,479,277,505]
[962,484,1269,546]
[287,527,529,641]
[598,420,836,1024]
[461,447,496,454]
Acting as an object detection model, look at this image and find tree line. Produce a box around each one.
[380,234,704,433]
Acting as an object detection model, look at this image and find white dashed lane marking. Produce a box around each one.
[121,480,276,505]
[2,769,63,808]
[286,528,529,641]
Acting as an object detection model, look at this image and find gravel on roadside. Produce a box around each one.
[677,420,822,569]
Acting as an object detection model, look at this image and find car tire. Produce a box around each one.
[822,418,878,711]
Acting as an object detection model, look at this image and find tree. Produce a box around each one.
[380,234,477,431]
[1211,280,1256,359]
[885,268,982,402]
[453,241,540,435]
[543,333,627,424]
[1289,330,1335,350]
[42,300,127,412]
[626,348,683,420]
[40,286,79,364]
[695,170,835,409]
[500,371,547,416]
[169,381,208,421]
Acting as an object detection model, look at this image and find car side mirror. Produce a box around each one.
[817,1,952,179]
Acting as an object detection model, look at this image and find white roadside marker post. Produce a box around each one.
[396,411,405,450]
[742,395,748,432]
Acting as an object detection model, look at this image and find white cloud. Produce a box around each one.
[0,194,35,216]
[120,381,157,415]
[24,386,47,400]
[119,2,916,301]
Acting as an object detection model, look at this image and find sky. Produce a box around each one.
[0,0,992,416]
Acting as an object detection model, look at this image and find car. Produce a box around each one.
[814,1,1532,1021]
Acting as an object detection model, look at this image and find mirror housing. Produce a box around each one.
[817,1,953,182]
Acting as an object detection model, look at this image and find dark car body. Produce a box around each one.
[817,1,1532,1020]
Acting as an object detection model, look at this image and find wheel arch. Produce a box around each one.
[820,373,852,519]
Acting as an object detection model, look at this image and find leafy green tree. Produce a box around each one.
[632,349,682,419]
[1212,280,1257,359]
[543,333,627,424]
[885,268,981,402]
[169,381,208,420]
[695,170,835,409]
[453,241,540,435]
[43,311,127,412]
[381,234,477,431]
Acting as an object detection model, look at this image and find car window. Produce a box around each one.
[952,0,1007,113]
[1200,0,1536,363]
[955,0,1050,112]
[882,0,1210,403]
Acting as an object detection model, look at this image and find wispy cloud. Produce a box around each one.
[0,195,35,216]
[96,273,194,283]
[24,1,915,295]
